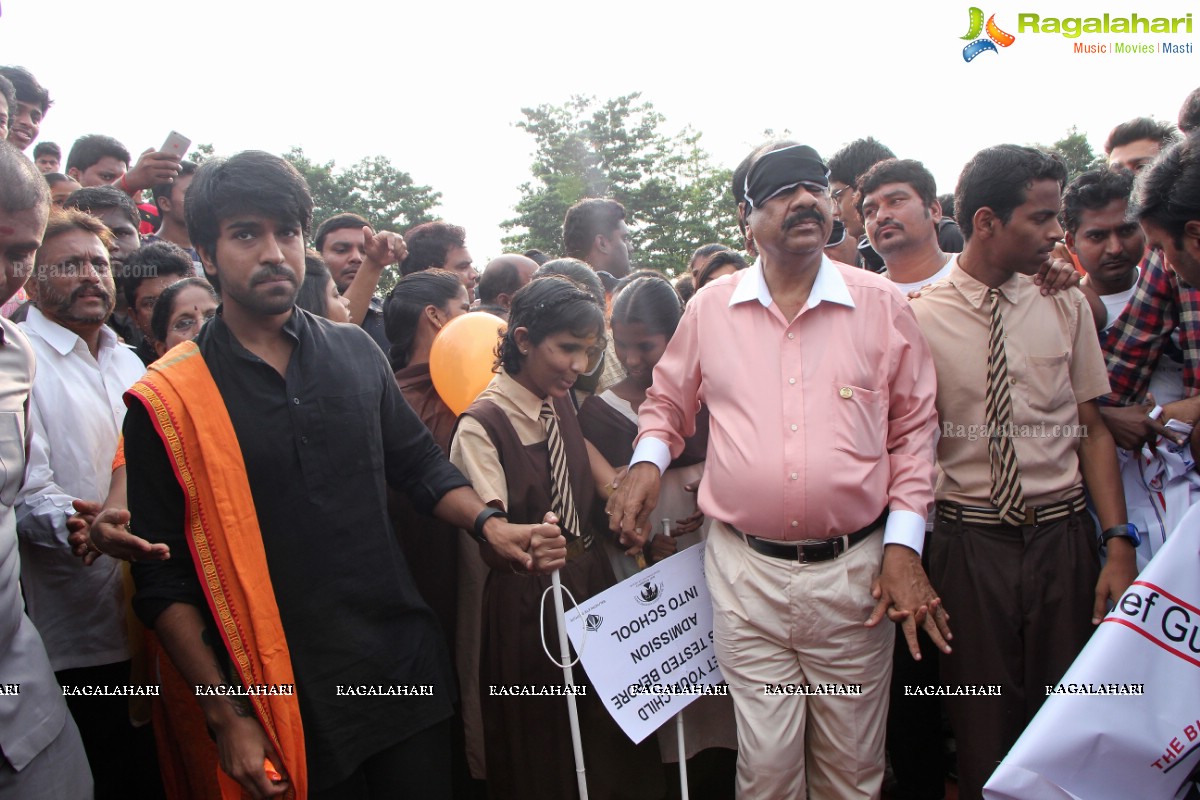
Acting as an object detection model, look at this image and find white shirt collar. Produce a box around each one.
[23,305,119,358]
[729,255,856,311]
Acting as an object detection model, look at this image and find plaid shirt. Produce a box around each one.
[1100,249,1200,405]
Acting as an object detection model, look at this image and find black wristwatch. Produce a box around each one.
[1099,523,1141,552]
[472,507,508,545]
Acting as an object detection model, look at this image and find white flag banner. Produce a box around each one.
[984,504,1200,800]
[564,544,724,744]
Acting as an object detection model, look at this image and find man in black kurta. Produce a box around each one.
[125,150,565,799]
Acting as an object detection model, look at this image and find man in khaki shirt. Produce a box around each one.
[910,145,1137,800]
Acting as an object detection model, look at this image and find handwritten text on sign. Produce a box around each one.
[565,544,724,744]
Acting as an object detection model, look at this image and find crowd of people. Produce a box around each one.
[1,61,1199,800]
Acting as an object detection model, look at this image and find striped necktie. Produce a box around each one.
[540,402,586,546]
[986,289,1027,525]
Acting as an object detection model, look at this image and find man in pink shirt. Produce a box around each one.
[608,141,949,799]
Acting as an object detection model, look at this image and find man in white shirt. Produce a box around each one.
[0,142,92,798]
[858,158,955,295]
[16,209,151,798]
[1062,169,1144,332]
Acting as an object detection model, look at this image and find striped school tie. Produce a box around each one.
[986,289,1027,526]
[540,402,587,546]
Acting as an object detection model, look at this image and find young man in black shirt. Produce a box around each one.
[126,151,566,799]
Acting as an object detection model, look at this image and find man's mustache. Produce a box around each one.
[784,209,826,229]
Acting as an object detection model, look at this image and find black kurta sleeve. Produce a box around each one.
[126,399,207,628]
[373,344,470,513]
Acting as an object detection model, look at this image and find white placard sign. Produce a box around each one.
[984,503,1200,800]
[565,544,724,744]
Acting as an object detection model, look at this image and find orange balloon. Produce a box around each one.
[430,313,507,415]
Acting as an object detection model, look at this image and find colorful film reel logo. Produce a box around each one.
[961,7,1016,61]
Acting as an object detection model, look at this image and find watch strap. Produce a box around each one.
[472,507,508,545]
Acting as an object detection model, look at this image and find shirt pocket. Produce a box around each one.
[0,412,23,506]
[1021,353,1074,415]
[831,384,886,459]
[317,391,381,477]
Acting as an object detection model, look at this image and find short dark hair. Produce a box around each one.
[562,198,625,260]
[1180,88,1200,134]
[66,134,131,174]
[35,209,112,270]
[296,251,335,319]
[954,145,1068,240]
[33,141,60,161]
[0,141,50,213]
[697,250,748,288]
[689,243,728,271]
[400,221,466,275]
[674,274,695,303]
[533,258,605,306]
[151,159,197,210]
[0,76,15,120]
[185,151,314,289]
[150,277,217,343]
[314,212,369,253]
[62,185,139,230]
[827,137,896,187]
[498,276,606,375]
[856,159,938,216]
[43,172,72,189]
[0,66,51,114]
[477,258,524,306]
[937,193,955,219]
[383,269,463,370]
[611,274,683,338]
[1104,117,1181,154]
[1133,135,1200,246]
[1061,169,1135,234]
[523,248,549,265]
[122,241,194,307]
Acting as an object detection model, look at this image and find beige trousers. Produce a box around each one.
[706,520,893,800]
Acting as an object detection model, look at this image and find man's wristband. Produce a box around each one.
[1099,523,1140,552]
[472,507,507,545]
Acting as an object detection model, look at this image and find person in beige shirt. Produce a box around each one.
[910,144,1137,800]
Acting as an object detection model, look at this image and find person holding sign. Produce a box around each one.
[450,276,664,800]
[578,272,738,792]
[608,141,948,799]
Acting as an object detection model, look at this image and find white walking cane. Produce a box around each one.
[663,517,690,800]
[676,711,690,800]
[546,569,589,799]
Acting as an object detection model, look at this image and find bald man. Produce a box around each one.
[475,254,537,319]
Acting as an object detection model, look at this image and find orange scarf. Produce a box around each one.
[127,341,307,800]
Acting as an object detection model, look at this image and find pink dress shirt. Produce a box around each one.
[631,257,937,552]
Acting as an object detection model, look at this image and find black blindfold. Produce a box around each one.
[743,145,829,209]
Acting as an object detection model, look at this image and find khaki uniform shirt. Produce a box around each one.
[910,260,1110,507]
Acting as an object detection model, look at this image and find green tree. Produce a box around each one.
[502,94,740,275]
[188,142,215,165]
[1036,127,1106,182]
[282,147,440,295]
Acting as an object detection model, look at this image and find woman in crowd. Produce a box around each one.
[450,276,663,800]
[695,250,748,290]
[578,273,737,796]
[149,277,218,356]
[296,251,350,322]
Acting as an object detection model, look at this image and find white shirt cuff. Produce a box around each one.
[630,437,671,475]
[882,509,927,555]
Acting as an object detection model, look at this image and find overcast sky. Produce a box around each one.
[5,0,1197,265]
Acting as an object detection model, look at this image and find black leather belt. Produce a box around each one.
[734,510,888,563]
[936,492,1086,527]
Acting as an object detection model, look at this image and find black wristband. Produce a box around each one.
[472,507,507,545]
